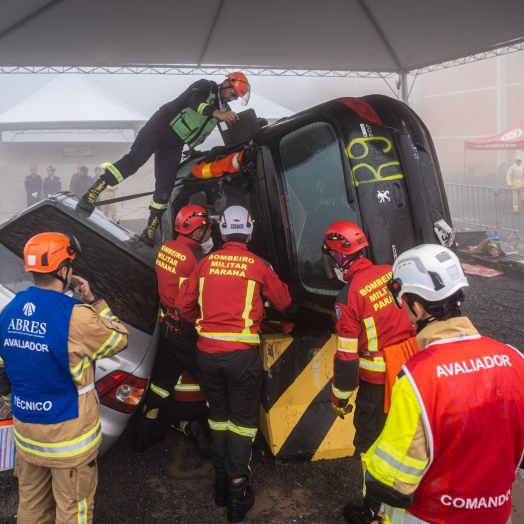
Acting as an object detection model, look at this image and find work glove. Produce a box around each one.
[31,192,38,198]
[331,399,353,419]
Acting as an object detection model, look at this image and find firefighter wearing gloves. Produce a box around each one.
[362,245,524,524]
[0,233,128,524]
[177,205,291,523]
[78,73,250,247]
[133,205,213,452]
[321,220,416,524]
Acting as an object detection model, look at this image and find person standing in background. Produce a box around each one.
[506,154,524,213]
[70,166,94,198]
[25,164,42,207]
[43,166,62,197]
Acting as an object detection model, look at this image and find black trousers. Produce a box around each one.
[160,397,209,429]
[143,323,200,410]
[102,110,184,209]
[353,380,387,456]
[197,348,262,479]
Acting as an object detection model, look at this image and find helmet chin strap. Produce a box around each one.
[415,316,437,333]
[51,260,72,291]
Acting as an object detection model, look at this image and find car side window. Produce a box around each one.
[279,121,358,296]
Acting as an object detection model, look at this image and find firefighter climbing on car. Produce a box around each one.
[133,205,214,452]
[321,220,418,524]
[78,73,250,247]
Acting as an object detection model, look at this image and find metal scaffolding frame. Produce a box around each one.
[1,40,523,78]
[0,65,398,78]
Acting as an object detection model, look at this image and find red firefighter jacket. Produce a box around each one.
[155,235,204,312]
[176,242,291,353]
[404,334,524,523]
[173,370,206,403]
[192,151,243,179]
[332,257,415,404]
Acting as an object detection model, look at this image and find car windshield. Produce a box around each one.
[177,157,203,179]
[0,205,158,335]
[279,121,358,296]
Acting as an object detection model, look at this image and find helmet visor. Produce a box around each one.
[239,86,250,106]
[230,82,251,106]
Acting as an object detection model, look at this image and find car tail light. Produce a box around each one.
[96,371,147,414]
[338,97,383,126]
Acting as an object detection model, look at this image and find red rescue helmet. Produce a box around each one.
[24,232,81,273]
[175,205,210,235]
[322,220,368,256]
[226,72,251,105]
[29,164,37,171]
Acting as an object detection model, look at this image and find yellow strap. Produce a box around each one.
[201,163,213,179]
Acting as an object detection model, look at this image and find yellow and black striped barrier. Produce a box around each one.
[258,332,356,461]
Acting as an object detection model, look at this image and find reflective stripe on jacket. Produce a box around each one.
[331,257,415,404]
[363,317,524,524]
[176,242,291,353]
[173,370,206,402]
[156,235,204,311]
[169,82,228,148]
[0,297,128,468]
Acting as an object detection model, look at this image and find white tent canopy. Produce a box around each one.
[228,92,294,121]
[0,75,148,131]
[1,1,524,74]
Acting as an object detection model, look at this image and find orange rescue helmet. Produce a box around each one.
[24,232,81,273]
[226,72,251,105]
[322,220,368,256]
[175,205,210,235]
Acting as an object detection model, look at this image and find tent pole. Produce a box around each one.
[463,149,467,185]
[400,71,409,105]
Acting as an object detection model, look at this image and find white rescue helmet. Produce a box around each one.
[390,244,468,305]
[220,205,253,235]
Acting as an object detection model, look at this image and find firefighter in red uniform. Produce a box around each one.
[363,244,524,524]
[133,204,213,452]
[321,220,417,524]
[177,205,291,523]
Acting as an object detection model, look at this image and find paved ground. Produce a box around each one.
[1,272,524,523]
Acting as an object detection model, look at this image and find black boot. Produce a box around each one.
[78,179,108,212]
[132,416,165,452]
[227,477,254,523]
[215,468,228,507]
[139,211,162,247]
[188,420,213,460]
[342,501,381,524]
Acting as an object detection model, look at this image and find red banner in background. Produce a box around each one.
[465,121,524,150]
